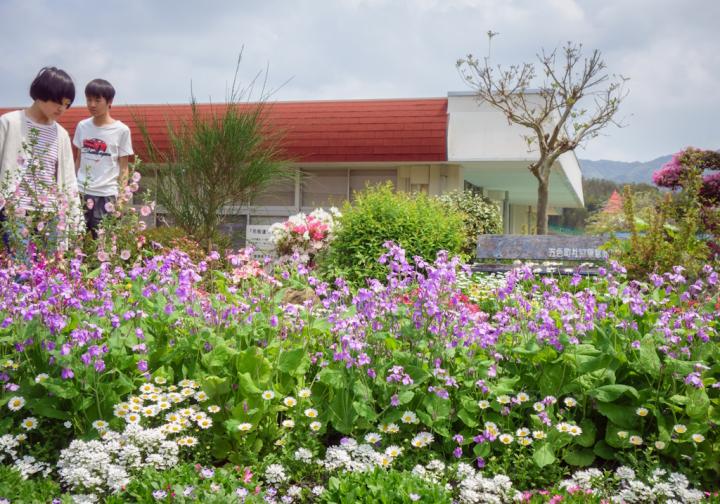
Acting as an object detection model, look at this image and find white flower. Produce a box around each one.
[283,396,297,407]
[92,420,109,430]
[385,445,402,458]
[294,447,313,463]
[309,421,322,431]
[673,424,687,434]
[636,407,649,417]
[238,422,252,432]
[261,390,275,400]
[564,397,577,408]
[655,440,666,450]
[498,433,514,445]
[282,419,295,429]
[629,435,643,445]
[364,432,381,444]
[478,399,490,409]
[21,417,38,430]
[496,394,511,405]
[264,463,288,485]
[691,433,705,443]
[197,418,213,429]
[401,411,418,424]
[207,405,221,413]
[304,408,318,418]
[7,396,25,411]
[34,373,49,383]
[298,388,312,398]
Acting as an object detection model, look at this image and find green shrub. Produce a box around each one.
[320,183,465,285]
[0,465,60,503]
[322,468,452,504]
[435,190,502,255]
[609,179,711,279]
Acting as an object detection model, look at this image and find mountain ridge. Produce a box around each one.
[578,154,672,184]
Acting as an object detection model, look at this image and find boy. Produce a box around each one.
[0,66,83,254]
[73,78,133,237]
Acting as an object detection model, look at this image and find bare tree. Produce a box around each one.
[457,41,628,234]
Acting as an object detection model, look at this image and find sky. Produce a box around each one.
[0,0,717,162]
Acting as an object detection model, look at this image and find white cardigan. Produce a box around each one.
[0,109,83,234]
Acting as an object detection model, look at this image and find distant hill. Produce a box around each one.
[578,155,673,184]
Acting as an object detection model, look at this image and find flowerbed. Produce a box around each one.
[0,243,718,502]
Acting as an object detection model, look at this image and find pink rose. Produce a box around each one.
[120,250,131,261]
[104,201,115,213]
[140,205,152,217]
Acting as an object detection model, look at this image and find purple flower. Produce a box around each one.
[476,457,486,468]
[453,446,463,458]
[390,394,400,407]
[94,359,106,373]
[685,372,704,389]
[61,368,74,380]
[137,360,148,372]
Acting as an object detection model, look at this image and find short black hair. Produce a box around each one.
[85,79,116,103]
[29,67,75,107]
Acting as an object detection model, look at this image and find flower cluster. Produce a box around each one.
[269,207,341,262]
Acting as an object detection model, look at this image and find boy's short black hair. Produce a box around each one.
[85,79,116,102]
[29,67,75,107]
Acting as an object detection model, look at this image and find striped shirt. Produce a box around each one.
[16,118,59,211]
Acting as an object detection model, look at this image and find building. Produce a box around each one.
[0,92,584,242]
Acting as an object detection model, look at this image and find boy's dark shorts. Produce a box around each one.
[81,194,116,236]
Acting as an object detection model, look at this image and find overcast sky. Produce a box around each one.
[0,0,717,162]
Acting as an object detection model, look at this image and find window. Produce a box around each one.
[349,169,397,201]
[301,169,348,207]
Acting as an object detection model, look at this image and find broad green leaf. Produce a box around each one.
[329,391,356,434]
[686,388,710,419]
[277,348,309,375]
[457,408,479,428]
[318,368,345,389]
[593,440,616,460]
[576,419,597,448]
[236,372,261,396]
[637,336,661,377]
[397,390,415,405]
[564,448,595,467]
[589,384,639,402]
[596,402,637,428]
[353,400,377,421]
[533,443,556,468]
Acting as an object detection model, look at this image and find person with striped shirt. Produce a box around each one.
[0,66,83,258]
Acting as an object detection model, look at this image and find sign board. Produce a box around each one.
[476,235,609,261]
[246,225,275,259]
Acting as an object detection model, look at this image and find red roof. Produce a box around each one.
[0,98,448,163]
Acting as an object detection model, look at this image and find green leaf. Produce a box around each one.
[589,384,639,402]
[40,381,78,399]
[533,443,556,468]
[564,448,595,467]
[235,348,272,384]
[318,368,345,389]
[686,388,710,419]
[637,336,661,377]
[593,440,616,460]
[576,419,597,448]
[596,402,637,429]
[397,390,415,405]
[236,373,261,396]
[202,375,231,397]
[277,348,309,375]
[353,400,377,421]
[457,408,479,428]
[329,391,356,434]
[30,400,69,420]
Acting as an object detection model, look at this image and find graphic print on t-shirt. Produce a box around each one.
[82,138,111,158]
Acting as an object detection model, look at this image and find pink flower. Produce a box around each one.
[104,202,115,213]
[97,250,110,262]
[132,172,142,183]
[140,205,152,217]
[120,250,131,261]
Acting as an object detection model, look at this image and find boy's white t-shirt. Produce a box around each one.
[73,118,133,197]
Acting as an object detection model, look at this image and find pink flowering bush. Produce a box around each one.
[269,207,341,263]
